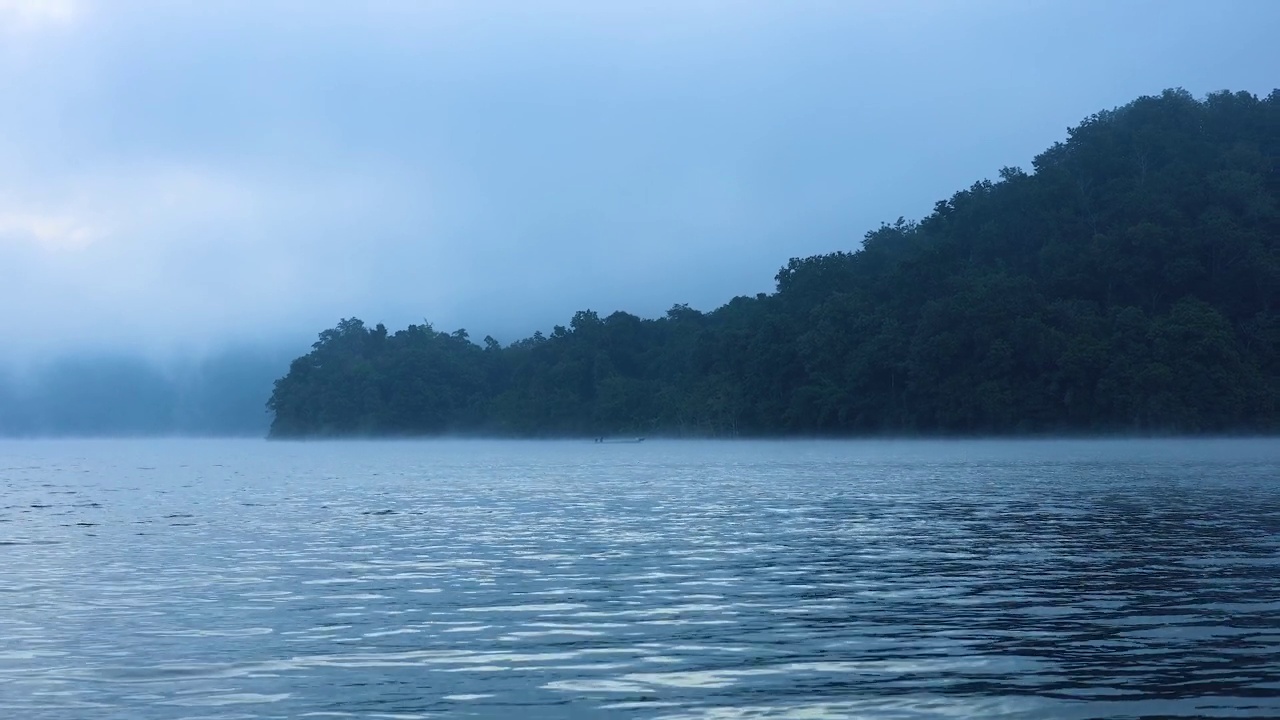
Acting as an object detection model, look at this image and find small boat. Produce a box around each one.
[594,437,645,444]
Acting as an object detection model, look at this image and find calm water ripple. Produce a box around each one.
[1,439,1278,719]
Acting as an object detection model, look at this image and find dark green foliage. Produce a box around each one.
[269,89,1280,438]
[268,320,492,437]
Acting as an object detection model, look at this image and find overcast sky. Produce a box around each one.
[1,0,1276,359]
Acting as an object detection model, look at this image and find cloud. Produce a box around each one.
[0,211,99,250]
[0,0,1277,360]
[0,0,78,23]
[0,0,79,36]
[0,159,433,357]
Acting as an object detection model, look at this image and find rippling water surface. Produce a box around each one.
[2,439,1279,719]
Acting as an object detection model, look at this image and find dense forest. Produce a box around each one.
[268,89,1280,438]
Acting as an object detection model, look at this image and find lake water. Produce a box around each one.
[1,439,1279,719]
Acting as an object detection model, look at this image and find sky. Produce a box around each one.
[1,0,1277,360]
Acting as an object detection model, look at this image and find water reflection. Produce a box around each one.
[0,439,1278,719]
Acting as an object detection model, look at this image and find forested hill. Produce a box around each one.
[268,88,1280,438]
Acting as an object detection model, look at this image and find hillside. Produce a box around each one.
[268,89,1280,437]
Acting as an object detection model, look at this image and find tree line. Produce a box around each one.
[268,88,1280,438]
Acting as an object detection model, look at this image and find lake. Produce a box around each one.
[1,439,1279,719]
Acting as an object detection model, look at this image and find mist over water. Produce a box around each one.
[0,349,294,437]
[2,439,1278,718]
[4,4,1277,715]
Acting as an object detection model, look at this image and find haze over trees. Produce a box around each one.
[0,350,288,437]
[269,89,1280,438]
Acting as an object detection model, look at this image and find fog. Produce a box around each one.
[0,347,292,436]
[1,0,1277,433]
